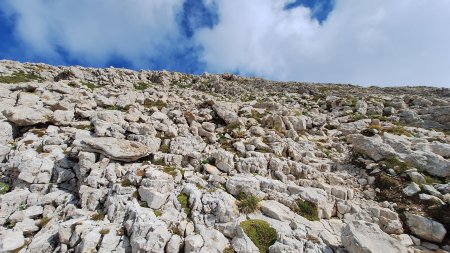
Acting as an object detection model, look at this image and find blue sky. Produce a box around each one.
[0,0,449,87]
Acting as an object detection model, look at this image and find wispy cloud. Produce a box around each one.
[194,0,450,87]
[1,0,449,87]
[1,0,185,68]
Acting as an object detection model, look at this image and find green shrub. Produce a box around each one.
[134,82,152,91]
[223,247,236,253]
[381,156,410,174]
[81,81,97,90]
[177,193,190,216]
[154,210,162,217]
[385,125,413,137]
[163,167,178,178]
[237,193,260,214]
[144,99,167,110]
[36,217,51,228]
[99,228,110,235]
[0,71,41,83]
[121,178,133,187]
[294,199,319,221]
[240,219,277,253]
[376,173,401,189]
[160,144,170,153]
[91,211,106,221]
[139,201,149,208]
[0,182,11,194]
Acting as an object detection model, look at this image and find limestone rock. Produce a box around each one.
[405,212,447,243]
[342,220,407,253]
[3,106,53,126]
[81,137,150,162]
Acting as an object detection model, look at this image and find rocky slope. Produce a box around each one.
[0,60,449,253]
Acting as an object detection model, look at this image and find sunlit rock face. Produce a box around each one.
[0,60,448,253]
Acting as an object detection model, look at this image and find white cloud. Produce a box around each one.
[2,0,450,87]
[194,0,450,87]
[1,0,184,67]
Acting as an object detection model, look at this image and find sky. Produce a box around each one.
[0,0,449,88]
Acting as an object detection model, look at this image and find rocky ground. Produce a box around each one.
[0,60,449,253]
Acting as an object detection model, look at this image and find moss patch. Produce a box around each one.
[177,193,190,216]
[154,210,162,217]
[0,182,11,194]
[240,219,277,253]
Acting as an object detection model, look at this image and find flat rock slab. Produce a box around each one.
[260,200,296,222]
[405,212,447,243]
[81,137,150,162]
[2,106,53,126]
[342,220,407,253]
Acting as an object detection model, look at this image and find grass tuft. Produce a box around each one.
[237,193,260,214]
[0,182,11,194]
[154,210,162,217]
[294,199,319,221]
[177,193,190,216]
[0,71,41,83]
[134,82,152,91]
[91,210,106,221]
[381,156,410,174]
[163,166,178,178]
[99,228,110,235]
[121,178,133,187]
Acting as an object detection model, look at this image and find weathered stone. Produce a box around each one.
[342,220,407,253]
[3,106,53,126]
[81,137,150,162]
[405,212,447,243]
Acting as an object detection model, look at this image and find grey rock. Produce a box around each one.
[81,137,150,162]
[3,106,53,126]
[342,220,407,253]
[405,212,447,243]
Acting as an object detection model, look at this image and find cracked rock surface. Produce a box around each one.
[0,60,449,253]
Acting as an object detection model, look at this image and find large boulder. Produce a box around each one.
[404,151,450,177]
[260,200,295,222]
[347,134,397,161]
[212,149,234,172]
[138,170,174,209]
[125,206,172,253]
[201,190,239,223]
[226,175,260,196]
[212,102,240,125]
[169,136,206,155]
[404,212,447,243]
[342,220,407,253]
[0,230,25,252]
[3,106,53,126]
[81,137,150,162]
[9,149,54,184]
[0,121,16,144]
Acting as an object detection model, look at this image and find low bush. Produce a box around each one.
[294,199,319,221]
[240,219,277,253]
[237,193,260,214]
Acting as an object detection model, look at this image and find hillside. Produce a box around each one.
[0,60,449,253]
